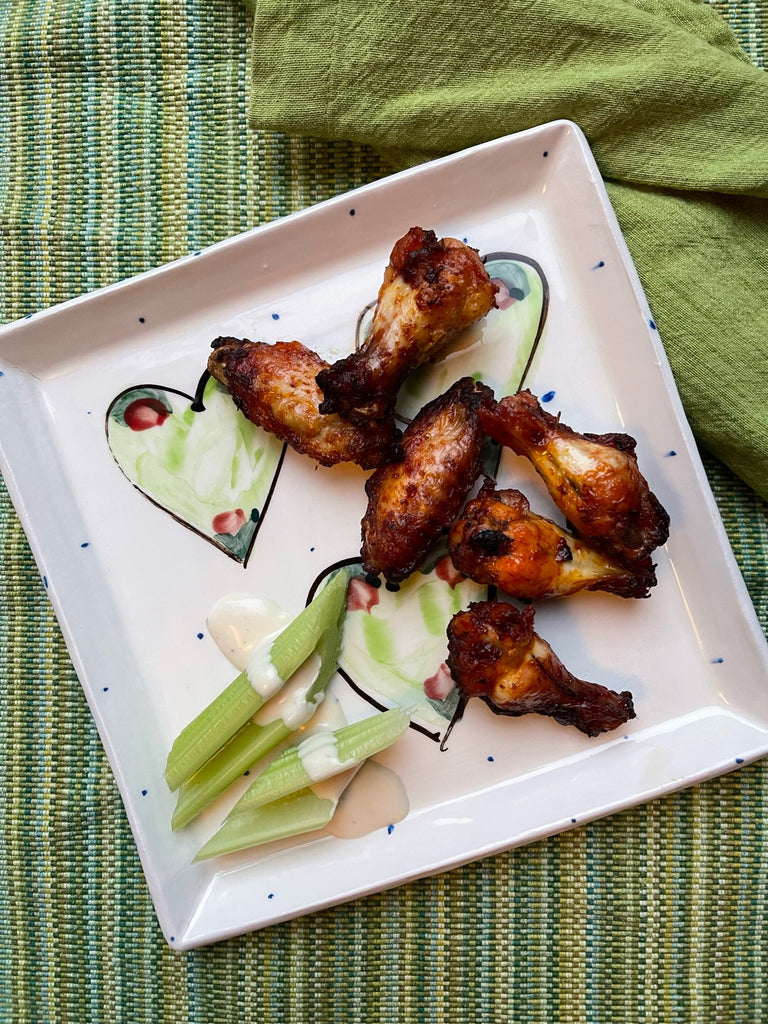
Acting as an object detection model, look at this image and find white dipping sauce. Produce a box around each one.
[324,760,410,840]
[207,592,410,840]
[207,594,292,672]
[297,731,353,782]
[252,654,323,729]
[245,636,286,700]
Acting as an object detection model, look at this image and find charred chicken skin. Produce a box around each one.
[448,482,657,599]
[446,600,635,736]
[207,337,401,469]
[316,227,497,425]
[480,390,669,562]
[361,377,494,583]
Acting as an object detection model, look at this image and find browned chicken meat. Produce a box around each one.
[316,227,497,425]
[207,337,401,469]
[361,377,494,583]
[448,482,657,599]
[480,390,669,562]
[446,600,635,736]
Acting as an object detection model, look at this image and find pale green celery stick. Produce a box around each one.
[164,568,350,791]
[171,719,287,831]
[171,596,346,830]
[193,788,335,861]
[226,707,410,816]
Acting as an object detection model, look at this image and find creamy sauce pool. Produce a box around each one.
[323,760,409,839]
[207,594,291,672]
[206,593,410,840]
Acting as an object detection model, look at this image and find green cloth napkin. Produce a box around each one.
[245,0,768,501]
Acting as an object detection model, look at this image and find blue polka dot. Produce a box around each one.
[349,209,356,216]
[103,686,109,692]
[649,318,657,330]
[591,260,605,270]
[487,755,495,762]
[268,893,275,899]
[0,370,4,378]
[141,789,148,796]
[80,542,90,548]
[664,450,677,457]
[42,575,48,589]
[387,824,395,835]
[271,312,280,320]
[138,316,146,324]
[197,632,204,640]
[543,150,549,157]
[711,657,724,664]
[735,757,745,765]
[571,817,577,823]
[541,390,555,403]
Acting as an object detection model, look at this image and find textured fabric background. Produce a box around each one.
[243,0,768,504]
[0,1,766,1021]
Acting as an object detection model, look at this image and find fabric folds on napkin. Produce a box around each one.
[243,0,768,501]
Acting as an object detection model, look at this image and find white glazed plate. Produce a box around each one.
[1,121,767,949]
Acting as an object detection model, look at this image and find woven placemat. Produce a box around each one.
[1,1,766,1020]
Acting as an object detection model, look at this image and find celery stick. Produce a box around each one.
[164,672,256,793]
[171,719,288,830]
[171,598,346,829]
[164,568,350,791]
[226,707,410,816]
[193,788,336,861]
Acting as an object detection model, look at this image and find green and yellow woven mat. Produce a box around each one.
[1,1,766,1021]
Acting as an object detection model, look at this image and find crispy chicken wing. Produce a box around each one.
[480,390,669,562]
[446,600,635,736]
[316,227,497,425]
[207,337,401,469]
[361,377,494,583]
[448,482,657,599]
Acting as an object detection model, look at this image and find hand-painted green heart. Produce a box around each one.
[106,376,285,565]
[329,556,489,743]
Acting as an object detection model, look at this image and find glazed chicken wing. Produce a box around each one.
[480,390,669,562]
[448,482,657,599]
[207,337,401,469]
[316,227,497,425]
[446,600,635,736]
[361,377,494,583]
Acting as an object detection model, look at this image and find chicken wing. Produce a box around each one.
[446,600,635,736]
[361,377,494,583]
[207,337,401,469]
[480,390,669,562]
[448,482,657,599]
[316,227,497,425]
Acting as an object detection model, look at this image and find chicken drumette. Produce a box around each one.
[207,337,401,469]
[480,390,669,562]
[316,227,497,425]
[361,377,494,583]
[446,600,635,736]
[448,481,657,599]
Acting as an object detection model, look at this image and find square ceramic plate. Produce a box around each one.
[1,121,767,950]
